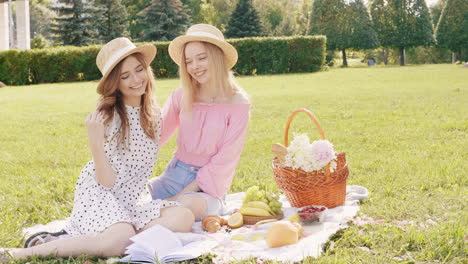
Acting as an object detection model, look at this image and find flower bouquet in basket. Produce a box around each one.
[271,108,349,208]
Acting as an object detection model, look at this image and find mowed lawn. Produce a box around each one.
[0,64,466,263]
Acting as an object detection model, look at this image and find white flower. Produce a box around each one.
[285,133,337,173]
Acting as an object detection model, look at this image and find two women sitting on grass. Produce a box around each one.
[0,24,250,262]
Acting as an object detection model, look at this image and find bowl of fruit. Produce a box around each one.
[297,205,328,224]
[240,186,284,225]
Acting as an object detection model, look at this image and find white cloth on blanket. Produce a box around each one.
[23,185,369,263]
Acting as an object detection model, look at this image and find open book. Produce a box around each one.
[120,224,219,263]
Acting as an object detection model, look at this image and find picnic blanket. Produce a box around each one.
[23,185,369,263]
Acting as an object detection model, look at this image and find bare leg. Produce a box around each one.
[9,222,135,260]
[139,205,195,233]
[177,194,207,220]
[6,207,194,261]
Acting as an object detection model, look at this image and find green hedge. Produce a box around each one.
[0,36,326,85]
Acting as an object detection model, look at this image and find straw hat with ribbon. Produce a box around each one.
[96,37,156,94]
[169,24,238,70]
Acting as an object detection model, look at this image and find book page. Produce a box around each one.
[161,239,219,263]
[127,224,183,262]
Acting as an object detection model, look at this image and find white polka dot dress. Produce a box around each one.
[64,105,179,236]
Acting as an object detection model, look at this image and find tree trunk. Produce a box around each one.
[452,52,456,63]
[383,48,388,65]
[454,51,462,62]
[400,47,406,66]
[342,49,348,67]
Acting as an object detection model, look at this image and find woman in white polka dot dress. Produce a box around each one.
[1,38,195,262]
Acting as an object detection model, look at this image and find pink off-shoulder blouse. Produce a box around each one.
[160,88,250,198]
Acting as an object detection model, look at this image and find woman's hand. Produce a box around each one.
[86,111,105,150]
[86,111,116,188]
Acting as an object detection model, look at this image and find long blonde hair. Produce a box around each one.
[179,41,248,112]
[96,53,158,147]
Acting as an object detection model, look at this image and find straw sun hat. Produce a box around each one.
[96,37,156,94]
[169,24,238,69]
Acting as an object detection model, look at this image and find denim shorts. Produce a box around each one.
[148,158,225,220]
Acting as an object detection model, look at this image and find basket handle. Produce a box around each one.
[284,108,326,147]
[283,108,331,176]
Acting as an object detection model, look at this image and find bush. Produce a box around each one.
[30,34,49,49]
[0,36,326,85]
[404,46,452,64]
[0,50,31,85]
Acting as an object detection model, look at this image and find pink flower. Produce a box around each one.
[311,140,336,168]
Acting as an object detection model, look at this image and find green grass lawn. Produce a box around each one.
[0,64,466,263]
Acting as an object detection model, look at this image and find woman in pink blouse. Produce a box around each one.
[148,24,250,220]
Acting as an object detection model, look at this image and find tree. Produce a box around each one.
[343,0,379,66]
[30,1,55,40]
[435,0,468,61]
[226,0,263,38]
[274,11,297,36]
[309,0,378,67]
[137,0,191,41]
[370,0,434,66]
[51,0,101,46]
[309,0,350,65]
[121,0,152,40]
[199,0,236,32]
[253,0,299,36]
[429,0,447,26]
[95,0,130,42]
[296,0,312,35]
[31,34,49,49]
[254,0,283,35]
[309,0,345,51]
[181,0,204,23]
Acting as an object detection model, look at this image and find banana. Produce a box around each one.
[243,201,274,215]
[255,219,279,226]
[239,207,271,217]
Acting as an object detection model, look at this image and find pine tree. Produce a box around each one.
[435,0,468,61]
[370,0,434,65]
[95,0,130,42]
[226,0,263,38]
[137,0,191,41]
[121,0,152,40]
[51,0,101,46]
[181,0,204,23]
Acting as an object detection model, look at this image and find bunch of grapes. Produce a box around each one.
[244,186,267,204]
[265,192,282,215]
[243,186,283,215]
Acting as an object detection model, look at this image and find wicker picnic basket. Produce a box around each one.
[272,108,349,208]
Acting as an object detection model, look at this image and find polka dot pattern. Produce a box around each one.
[64,105,178,236]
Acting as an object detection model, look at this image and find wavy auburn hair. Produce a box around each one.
[96,53,158,148]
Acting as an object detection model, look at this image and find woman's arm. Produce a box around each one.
[86,111,116,188]
[196,106,250,198]
[160,88,182,146]
[166,179,201,201]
